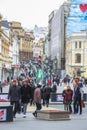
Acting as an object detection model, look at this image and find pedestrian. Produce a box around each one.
[52,81,57,93]
[62,87,67,111]
[41,84,46,106]
[7,76,10,83]
[33,84,42,117]
[8,79,21,118]
[0,81,2,93]
[78,79,83,88]
[29,82,35,106]
[84,78,87,87]
[73,84,82,115]
[21,80,32,118]
[17,80,22,114]
[65,86,73,113]
[44,83,52,107]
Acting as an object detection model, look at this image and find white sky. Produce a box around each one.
[0,0,66,28]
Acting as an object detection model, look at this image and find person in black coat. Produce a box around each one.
[73,84,82,114]
[21,80,31,117]
[8,79,21,118]
[0,81,2,93]
[44,83,52,107]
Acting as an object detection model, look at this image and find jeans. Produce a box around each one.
[73,99,82,114]
[66,100,72,112]
[23,103,28,115]
[10,101,20,116]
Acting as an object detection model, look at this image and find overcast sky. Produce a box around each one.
[0,0,66,28]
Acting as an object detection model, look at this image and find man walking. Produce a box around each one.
[8,79,21,118]
[21,80,32,118]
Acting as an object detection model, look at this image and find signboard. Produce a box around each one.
[56,94,63,102]
[33,46,42,57]
[0,109,7,121]
[0,93,8,102]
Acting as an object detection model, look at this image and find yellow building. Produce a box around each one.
[0,16,13,81]
[9,21,34,62]
[66,31,87,77]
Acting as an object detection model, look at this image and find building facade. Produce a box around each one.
[48,1,70,77]
[0,19,13,82]
[11,34,20,78]
[9,21,34,62]
[66,31,87,77]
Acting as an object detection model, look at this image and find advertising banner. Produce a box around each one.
[56,94,63,102]
[0,94,8,102]
[0,109,7,121]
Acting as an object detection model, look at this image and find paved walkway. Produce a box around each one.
[0,84,87,130]
[27,105,58,112]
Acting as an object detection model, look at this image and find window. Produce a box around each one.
[75,41,77,48]
[79,41,81,48]
[75,53,81,63]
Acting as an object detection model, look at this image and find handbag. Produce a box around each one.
[81,100,85,108]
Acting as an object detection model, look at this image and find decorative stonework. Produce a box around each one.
[36,110,70,121]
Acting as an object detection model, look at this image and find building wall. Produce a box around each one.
[51,7,62,69]
[0,28,12,82]
[48,2,70,76]
[66,31,87,77]
[9,21,34,62]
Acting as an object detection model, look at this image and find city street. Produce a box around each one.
[0,84,87,130]
[1,0,87,129]
[0,104,87,130]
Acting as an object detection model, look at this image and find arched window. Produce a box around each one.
[75,53,81,63]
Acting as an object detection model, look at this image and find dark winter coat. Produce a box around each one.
[44,86,52,100]
[65,89,73,101]
[21,85,31,103]
[74,87,81,100]
[8,85,21,101]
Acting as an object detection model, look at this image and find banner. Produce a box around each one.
[0,109,7,121]
[0,94,8,102]
[56,94,63,102]
[71,0,87,3]
[67,0,87,34]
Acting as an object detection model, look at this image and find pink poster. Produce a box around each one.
[0,109,7,121]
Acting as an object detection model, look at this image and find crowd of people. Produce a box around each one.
[0,73,86,119]
[7,77,54,118]
[62,76,85,115]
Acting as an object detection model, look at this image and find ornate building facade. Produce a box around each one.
[0,16,13,81]
[9,21,34,62]
[66,31,87,77]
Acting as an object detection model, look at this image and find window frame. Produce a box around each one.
[75,53,81,63]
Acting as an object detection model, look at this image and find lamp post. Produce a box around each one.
[48,58,53,86]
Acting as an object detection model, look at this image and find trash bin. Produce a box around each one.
[0,105,13,122]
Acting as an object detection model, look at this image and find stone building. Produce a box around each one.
[0,17,13,82]
[9,21,34,62]
[66,31,87,77]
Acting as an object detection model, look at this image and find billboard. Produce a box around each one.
[67,0,87,34]
[0,93,8,102]
[0,109,7,121]
[56,94,63,102]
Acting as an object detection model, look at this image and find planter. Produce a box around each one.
[36,109,70,121]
